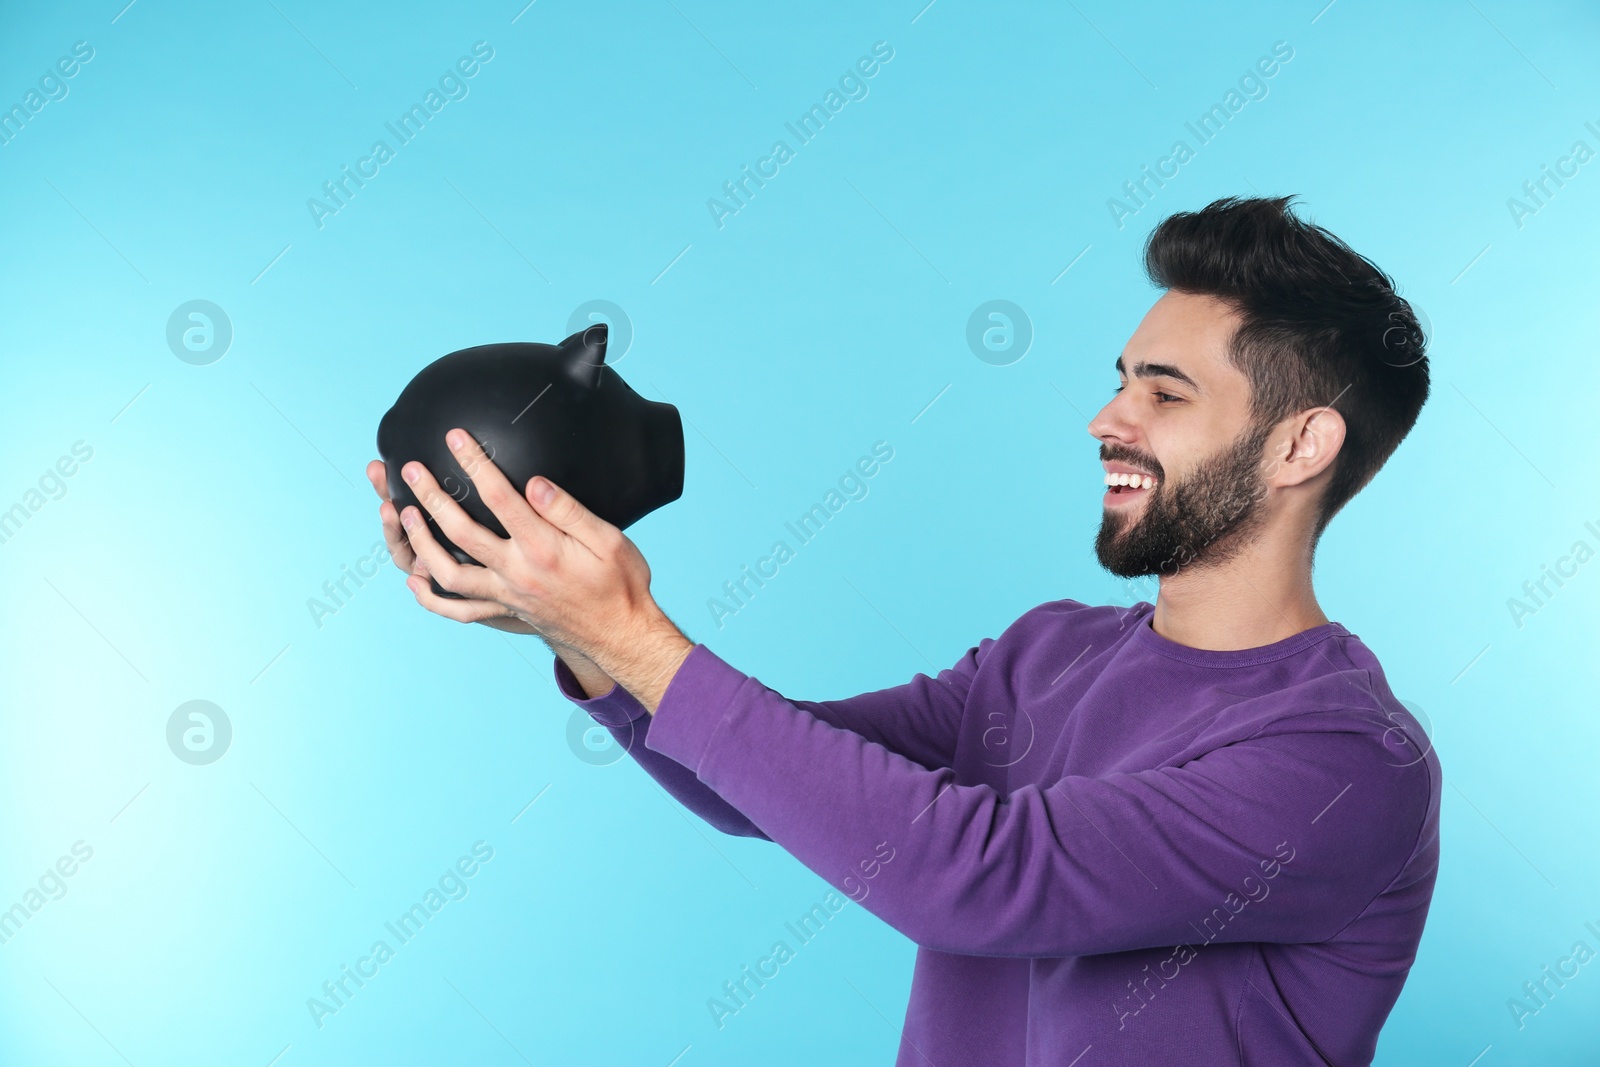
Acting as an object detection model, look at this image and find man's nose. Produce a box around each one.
[1087,395,1133,442]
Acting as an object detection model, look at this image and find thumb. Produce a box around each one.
[525,476,617,552]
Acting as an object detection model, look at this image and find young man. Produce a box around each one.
[371,195,1440,1065]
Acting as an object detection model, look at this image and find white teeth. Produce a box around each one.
[1104,472,1155,489]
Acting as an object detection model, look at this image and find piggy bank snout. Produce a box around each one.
[642,400,685,511]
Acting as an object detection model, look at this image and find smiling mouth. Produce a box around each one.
[1103,472,1156,503]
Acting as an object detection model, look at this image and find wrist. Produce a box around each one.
[599,619,694,716]
[552,644,616,700]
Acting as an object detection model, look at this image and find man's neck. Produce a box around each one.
[1147,536,1327,652]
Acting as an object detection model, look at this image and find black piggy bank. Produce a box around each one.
[376,324,684,599]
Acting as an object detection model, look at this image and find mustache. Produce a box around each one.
[1101,450,1163,477]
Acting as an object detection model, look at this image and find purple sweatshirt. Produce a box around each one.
[556,599,1440,1066]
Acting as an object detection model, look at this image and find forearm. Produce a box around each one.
[548,606,694,707]
[589,611,695,713]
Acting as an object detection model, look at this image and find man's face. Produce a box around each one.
[1087,290,1277,580]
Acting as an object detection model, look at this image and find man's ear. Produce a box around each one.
[1271,406,1345,488]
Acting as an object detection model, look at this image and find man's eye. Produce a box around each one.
[1112,386,1183,404]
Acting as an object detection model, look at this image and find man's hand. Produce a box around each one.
[366,457,541,636]
[393,428,694,711]
[369,456,623,699]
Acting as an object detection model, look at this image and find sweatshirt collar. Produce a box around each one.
[1129,601,1349,667]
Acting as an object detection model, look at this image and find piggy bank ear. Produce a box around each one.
[557,323,609,390]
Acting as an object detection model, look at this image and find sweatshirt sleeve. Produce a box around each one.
[555,655,770,838]
[644,644,1435,959]
[552,638,986,839]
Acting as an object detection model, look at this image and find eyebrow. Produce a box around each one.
[1114,355,1203,395]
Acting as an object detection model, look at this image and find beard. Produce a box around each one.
[1094,417,1278,579]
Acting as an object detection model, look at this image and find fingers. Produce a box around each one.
[406,557,512,625]
[399,436,528,571]
[368,459,419,571]
[369,457,421,573]
[378,498,416,571]
[366,459,391,502]
[523,474,624,559]
[441,428,547,550]
[399,495,501,602]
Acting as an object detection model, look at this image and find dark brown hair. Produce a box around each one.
[1143,195,1430,543]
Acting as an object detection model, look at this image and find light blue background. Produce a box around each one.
[2,0,1597,1064]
